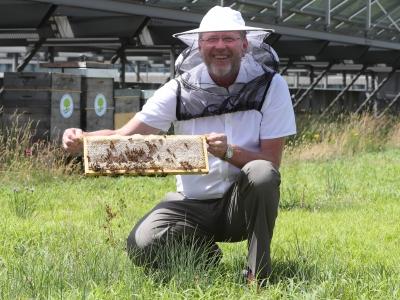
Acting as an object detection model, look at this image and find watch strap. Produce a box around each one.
[223,144,234,160]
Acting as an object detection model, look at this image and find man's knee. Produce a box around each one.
[241,160,281,191]
[126,222,148,265]
[126,228,143,264]
[126,212,221,268]
[127,224,148,255]
[126,211,167,266]
[126,205,196,266]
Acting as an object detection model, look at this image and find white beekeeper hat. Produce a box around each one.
[173,6,274,46]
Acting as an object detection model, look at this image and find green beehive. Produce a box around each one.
[81,77,114,132]
[1,72,81,142]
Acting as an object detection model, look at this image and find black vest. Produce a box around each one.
[175,69,276,121]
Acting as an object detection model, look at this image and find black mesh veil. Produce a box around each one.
[173,35,278,121]
[175,34,279,76]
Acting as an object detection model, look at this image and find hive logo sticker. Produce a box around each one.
[94,93,107,117]
[60,94,74,118]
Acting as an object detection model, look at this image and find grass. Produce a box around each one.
[0,113,399,299]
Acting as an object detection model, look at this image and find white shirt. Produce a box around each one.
[136,59,296,199]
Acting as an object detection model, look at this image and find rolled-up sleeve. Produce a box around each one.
[135,80,178,132]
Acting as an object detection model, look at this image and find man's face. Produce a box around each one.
[198,31,248,81]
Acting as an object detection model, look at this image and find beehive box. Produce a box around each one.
[82,77,114,131]
[1,72,81,142]
[114,88,141,129]
[83,134,209,175]
[50,74,82,141]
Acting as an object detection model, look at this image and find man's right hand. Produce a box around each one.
[62,128,84,154]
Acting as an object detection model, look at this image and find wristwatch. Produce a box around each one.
[223,144,234,160]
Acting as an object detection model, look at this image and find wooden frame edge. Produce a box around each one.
[83,134,209,176]
[83,136,89,175]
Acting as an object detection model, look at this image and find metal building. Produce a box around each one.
[0,0,399,116]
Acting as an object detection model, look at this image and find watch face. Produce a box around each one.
[225,145,233,159]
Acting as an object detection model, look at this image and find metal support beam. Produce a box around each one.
[13,53,19,72]
[310,65,315,82]
[44,46,55,62]
[293,84,305,100]
[279,61,292,75]
[355,68,397,113]
[136,61,141,83]
[31,0,400,50]
[170,46,176,79]
[371,72,376,90]
[371,5,400,30]
[41,37,120,47]
[31,0,203,23]
[293,62,334,108]
[111,17,150,64]
[377,90,400,118]
[320,65,367,117]
[17,5,57,71]
[325,0,331,30]
[375,0,400,32]
[119,52,126,87]
[292,65,316,99]
[17,39,45,72]
[276,0,283,22]
[49,46,55,63]
[111,38,128,64]
[238,0,395,34]
[365,0,371,35]
[331,0,352,14]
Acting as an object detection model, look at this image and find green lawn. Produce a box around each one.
[1,148,399,299]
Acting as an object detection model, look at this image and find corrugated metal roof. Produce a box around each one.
[139,0,400,44]
[0,0,398,68]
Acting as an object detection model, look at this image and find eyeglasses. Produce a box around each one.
[199,36,242,45]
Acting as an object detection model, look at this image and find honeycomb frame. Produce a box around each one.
[83,134,209,175]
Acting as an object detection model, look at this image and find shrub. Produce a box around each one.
[0,110,80,178]
[286,113,399,160]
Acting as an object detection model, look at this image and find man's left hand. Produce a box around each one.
[206,133,228,159]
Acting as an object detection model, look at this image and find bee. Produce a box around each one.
[110,140,115,150]
[180,161,193,170]
[91,163,101,172]
[105,148,112,160]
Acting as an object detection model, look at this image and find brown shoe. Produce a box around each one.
[242,268,256,285]
[242,268,268,287]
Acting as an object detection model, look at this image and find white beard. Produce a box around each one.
[209,63,233,78]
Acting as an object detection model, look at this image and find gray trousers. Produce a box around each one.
[127,160,280,279]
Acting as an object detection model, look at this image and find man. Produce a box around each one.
[63,6,296,283]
